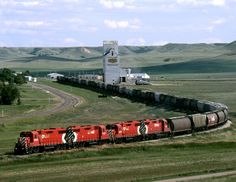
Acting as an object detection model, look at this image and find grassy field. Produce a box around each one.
[0,83,57,119]
[0,142,235,182]
[1,41,236,181]
[0,73,235,181]
[0,83,58,155]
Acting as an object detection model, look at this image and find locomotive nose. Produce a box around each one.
[14,137,27,155]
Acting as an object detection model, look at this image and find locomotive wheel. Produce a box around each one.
[33,147,39,153]
[28,147,33,154]
[115,138,122,144]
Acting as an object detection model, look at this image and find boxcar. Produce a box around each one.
[191,113,207,130]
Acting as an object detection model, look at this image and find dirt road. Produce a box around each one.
[0,82,82,123]
[155,170,236,182]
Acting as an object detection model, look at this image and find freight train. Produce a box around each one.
[14,77,229,155]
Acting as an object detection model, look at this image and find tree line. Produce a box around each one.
[0,68,29,105]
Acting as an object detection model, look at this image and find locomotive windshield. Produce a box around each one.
[20,132,33,138]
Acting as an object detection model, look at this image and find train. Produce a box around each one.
[14,76,229,155]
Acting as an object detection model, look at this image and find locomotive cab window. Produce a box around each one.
[20,133,26,137]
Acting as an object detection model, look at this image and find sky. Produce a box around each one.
[0,0,235,47]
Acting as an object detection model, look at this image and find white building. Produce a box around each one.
[25,76,32,82]
[47,73,64,79]
[129,73,150,80]
[25,76,37,82]
[33,77,37,82]
[103,41,120,85]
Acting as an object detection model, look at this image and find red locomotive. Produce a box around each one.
[14,128,67,154]
[14,119,170,154]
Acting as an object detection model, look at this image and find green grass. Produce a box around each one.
[0,84,58,155]
[0,142,235,182]
[0,74,235,181]
[1,73,236,181]
[0,84,56,118]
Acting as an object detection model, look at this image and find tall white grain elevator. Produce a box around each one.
[103,41,121,85]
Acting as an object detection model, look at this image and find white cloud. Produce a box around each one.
[204,18,226,32]
[104,20,128,28]
[20,1,41,7]
[152,41,169,46]
[211,18,226,25]
[0,0,49,7]
[4,20,49,28]
[176,0,225,6]
[99,0,135,9]
[126,38,146,45]
[65,18,83,23]
[211,0,225,6]
[203,37,224,43]
[64,37,78,44]
[0,41,6,47]
[62,0,80,2]
[63,37,85,46]
[104,19,140,29]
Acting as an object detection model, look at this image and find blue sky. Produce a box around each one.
[0,0,235,47]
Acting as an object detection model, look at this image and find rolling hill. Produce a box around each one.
[0,41,235,74]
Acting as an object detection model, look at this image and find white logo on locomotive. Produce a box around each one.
[62,132,77,144]
[137,125,148,135]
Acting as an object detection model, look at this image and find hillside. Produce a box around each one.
[0,41,235,74]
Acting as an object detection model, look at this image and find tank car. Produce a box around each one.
[168,116,192,134]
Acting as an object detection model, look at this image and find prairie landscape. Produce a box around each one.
[0,42,236,181]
